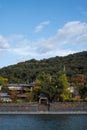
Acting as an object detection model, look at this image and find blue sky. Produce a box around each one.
[0,0,87,68]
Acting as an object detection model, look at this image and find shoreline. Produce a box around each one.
[0,102,87,114]
[0,111,87,114]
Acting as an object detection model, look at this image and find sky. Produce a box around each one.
[0,0,87,68]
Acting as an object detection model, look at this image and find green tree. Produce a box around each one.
[0,76,4,85]
[1,85,9,93]
[78,84,87,99]
[32,88,42,101]
[35,72,51,101]
[58,74,70,101]
[52,72,70,102]
[35,72,70,102]
[0,76,8,85]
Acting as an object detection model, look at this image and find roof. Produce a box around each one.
[0,93,8,97]
[39,93,47,98]
[7,82,36,88]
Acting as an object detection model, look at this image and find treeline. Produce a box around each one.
[0,51,87,84]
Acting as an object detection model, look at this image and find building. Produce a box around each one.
[0,92,12,102]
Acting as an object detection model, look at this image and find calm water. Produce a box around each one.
[0,114,87,130]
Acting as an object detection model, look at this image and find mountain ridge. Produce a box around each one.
[0,51,87,83]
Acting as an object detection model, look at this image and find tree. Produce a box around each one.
[78,84,87,99]
[0,76,8,85]
[50,72,70,102]
[35,72,51,101]
[25,92,33,102]
[35,72,59,102]
[32,88,42,101]
[35,72,70,102]
[58,73,70,101]
[1,85,9,93]
[0,76,4,85]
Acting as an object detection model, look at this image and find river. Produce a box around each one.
[0,114,87,130]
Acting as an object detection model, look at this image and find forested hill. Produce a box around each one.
[0,51,87,83]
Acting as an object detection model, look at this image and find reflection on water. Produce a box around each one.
[0,114,87,130]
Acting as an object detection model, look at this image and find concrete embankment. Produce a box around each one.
[0,102,87,114]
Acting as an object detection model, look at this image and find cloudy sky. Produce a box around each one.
[0,0,87,68]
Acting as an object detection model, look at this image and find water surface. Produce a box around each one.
[0,114,87,130]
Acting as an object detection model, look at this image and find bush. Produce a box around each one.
[65,98,80,102]
[83,97,87,102]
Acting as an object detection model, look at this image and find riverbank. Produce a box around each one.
[0,111,87,114]
[0,102,87,114]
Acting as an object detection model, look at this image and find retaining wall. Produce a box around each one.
[50,102,87,112]
[0,102,87,112]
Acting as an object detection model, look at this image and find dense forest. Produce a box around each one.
[0,51,87,84]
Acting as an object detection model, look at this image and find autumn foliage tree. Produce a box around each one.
[0,76,8,85]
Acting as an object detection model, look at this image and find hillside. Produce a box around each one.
[0,51,87,83]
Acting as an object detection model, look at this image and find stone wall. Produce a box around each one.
[0,102,87,112]
[0,103,38,112]
[50,102,87,112]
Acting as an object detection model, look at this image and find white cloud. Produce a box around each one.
[0,35,9,49]
[35,21,49,32]
[7,21,87,62]
[1,21,87,65]
[8,34,24,42]
[35,21,87,54]
[12,46,31,56]
[55,21,87,44]
[8,38,36,59]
